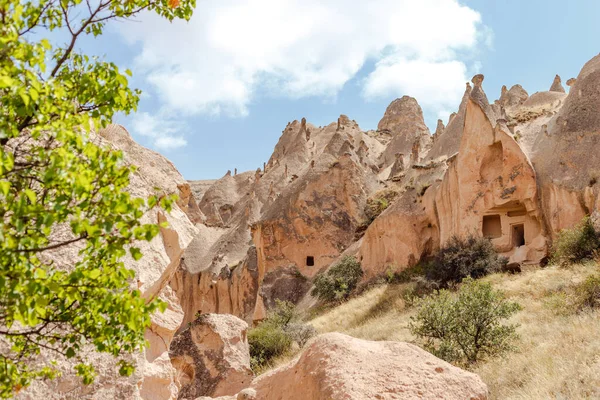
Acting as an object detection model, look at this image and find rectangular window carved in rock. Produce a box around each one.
[306,256,315,266]
[482,214,502,238]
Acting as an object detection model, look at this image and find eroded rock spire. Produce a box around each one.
[549,74,566,92]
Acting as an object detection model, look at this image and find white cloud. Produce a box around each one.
[121,0,487,117]
[130,112,188,150]
[363,58,468,111]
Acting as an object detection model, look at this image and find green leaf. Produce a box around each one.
[34,269,47,279]
[0,75,14,88]
[0,180,10,196]
[66,348,75,359]
[24,189,36,204]
[129,247,143,261]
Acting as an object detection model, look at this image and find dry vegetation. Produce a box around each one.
[308,262,600,399]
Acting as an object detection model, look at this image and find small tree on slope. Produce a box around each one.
[410,277,521,365]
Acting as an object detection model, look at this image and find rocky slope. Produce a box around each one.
[178,54,600,329]
[22,52,600,399]
[167,52,600,399]
[201,332,489,400]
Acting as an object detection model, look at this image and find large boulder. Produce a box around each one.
[230,333,488,400]
[169,314,253,399]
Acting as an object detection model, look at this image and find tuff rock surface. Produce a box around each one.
[20,53,600,399]
[169,54,600,331]
[18,125,199,400]
[202,333,489,400]
[170,314,252,399]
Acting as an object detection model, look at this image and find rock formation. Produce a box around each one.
[549,74,566,92]
[205,333,489,400]
[20,53,600,399]
[19,125,199,400]
[169,314,252,399]
[170,54,600,331]
[377,96,432,168]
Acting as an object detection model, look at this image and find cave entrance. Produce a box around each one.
[306,256,315,266]
[512,224,525,247]
[482,214,502,238]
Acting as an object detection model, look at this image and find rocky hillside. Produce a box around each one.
[176,53,600,328]
[22,53,600,399]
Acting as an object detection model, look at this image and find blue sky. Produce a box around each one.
[85,0,600,180]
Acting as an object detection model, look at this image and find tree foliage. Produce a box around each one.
[410,278,521,365]
[0,0,195,396]
[312,256,363,302]
[426,235,507,287]
[552,216,600,267]
[248,300,316,372]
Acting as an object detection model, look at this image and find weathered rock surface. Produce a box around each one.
[24,53,600,399]
[221,333,488,400]
[170,314,252,399]
[530,53,600,235]
[549,74,566,92]
[18,125,199,400]
[377,96,432,168]
[172,116,383,327]
[178,53,600,327]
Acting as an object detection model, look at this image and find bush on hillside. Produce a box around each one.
[312,256,364,302]
[410,277,521,365]
[574,274,600,310]
[284,322,318,348]
[426,235,507,287]
[248,322,292,372]
[552,216,600,267]
[248,300,316,371]
[355,190,399,239]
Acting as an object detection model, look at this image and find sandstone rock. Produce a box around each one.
[170,314,252,399]
[249,333,488,400]
[18,125,199,400]
[173,115,382,327]
[360,78,547,275]
[377,96,431,168]
[549,74,566,92]
[530,53,600,235]
[426,82,471,160]
[499,84,529,108]
[433,118,444,140]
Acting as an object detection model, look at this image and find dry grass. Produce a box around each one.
[307,262,600,399]
[311,283,415,342]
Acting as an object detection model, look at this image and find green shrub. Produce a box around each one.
[364,190,398,223]
[248,322,292,371]
[426,235,507,287]
[552,216,600,266]
[386,263,427,284]
[402,276,439,308]
[268,299,297,327]
[410,277,521,365]
[284,322,317,347]
[312,256,364,302]
[248,300,315,371]
[574,274,600,310]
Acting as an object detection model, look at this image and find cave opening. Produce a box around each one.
[512,224,525,247]
[306,256,315,266]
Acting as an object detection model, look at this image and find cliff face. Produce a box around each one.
[175,55,600,332]
[25,53,600,399]
[19,125,199,400]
